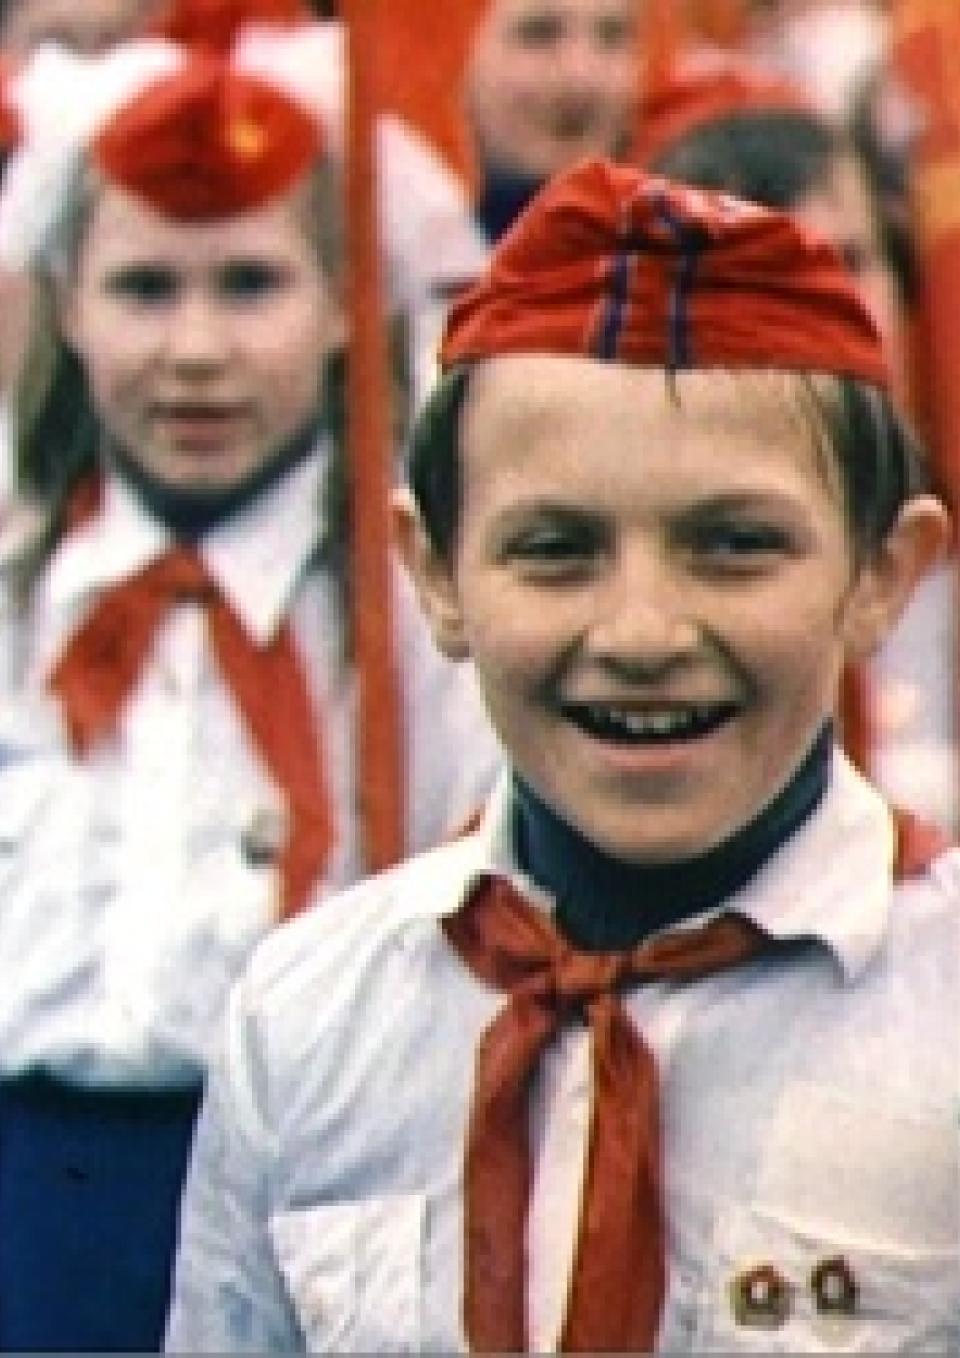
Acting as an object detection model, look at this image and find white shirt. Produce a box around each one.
[0,449,503,1087]
[164,753,960,1353]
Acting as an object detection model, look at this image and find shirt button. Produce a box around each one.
[240,808,286,867]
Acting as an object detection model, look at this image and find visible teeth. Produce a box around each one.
[574,703,731,742]
[601,707,692,735]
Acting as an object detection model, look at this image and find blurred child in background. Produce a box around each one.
[0,2,500,1348]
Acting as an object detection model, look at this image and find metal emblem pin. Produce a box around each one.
[729,1262,793,1329]
[811,1255,858,1315]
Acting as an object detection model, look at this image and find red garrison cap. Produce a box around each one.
[93,0,321,221]
[440,158,890,389]
[634,52,822,167]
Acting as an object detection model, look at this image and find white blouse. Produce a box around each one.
[0,448,503,1086]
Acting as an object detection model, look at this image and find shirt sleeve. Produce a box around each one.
[164,977,302,1351]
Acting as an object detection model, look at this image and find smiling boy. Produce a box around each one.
[166,161,959,1353]
[410,357,888,867]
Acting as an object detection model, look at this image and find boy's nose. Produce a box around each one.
[587,552,703,675]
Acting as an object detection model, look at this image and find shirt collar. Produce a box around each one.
[47,441,330,646]
[448,750,894,983]
[729,749,894,980]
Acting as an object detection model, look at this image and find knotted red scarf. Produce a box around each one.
[48,529,332,920]
[444,874,773,1352]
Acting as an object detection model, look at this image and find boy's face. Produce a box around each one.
[402,354,935,863]
[465,0,638,181]
[61,181,345,495]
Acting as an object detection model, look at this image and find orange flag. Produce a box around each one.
[639,0,690,97]
[370,0,490,189]
[339,0,405,872]
[890,0,960,803]
[639,0,747,101]
[891,0,960,513]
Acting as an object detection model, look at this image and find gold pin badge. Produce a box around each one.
[811,1255,858,1315]
[730,1263,792,1330]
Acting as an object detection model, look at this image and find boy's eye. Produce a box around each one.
[216,260,291,301]
[502,518,604,576]
[688,520,794,564]
[105,264,179,304]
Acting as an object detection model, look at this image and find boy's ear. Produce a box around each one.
[843,495,952,659]
[392,488,471,660]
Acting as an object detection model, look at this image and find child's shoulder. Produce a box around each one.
[241,829,488,1022]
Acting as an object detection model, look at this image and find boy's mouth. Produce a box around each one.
[560,700,739,745]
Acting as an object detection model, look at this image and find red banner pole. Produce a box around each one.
[340,0,405,871]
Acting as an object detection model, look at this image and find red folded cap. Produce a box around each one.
[634,52,822,167]
[92,49,322,221]
[149,0,313,51]
[440,158,890,389]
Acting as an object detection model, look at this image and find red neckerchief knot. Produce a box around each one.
[443,873,771,1352]
[48,488,332,919]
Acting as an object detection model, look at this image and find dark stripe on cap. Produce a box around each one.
[653,194,707,370]
[594,245,632,360]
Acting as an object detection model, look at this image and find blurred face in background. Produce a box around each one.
[465,0,639,180]
[0,0,159,53]
[61,179,345,495]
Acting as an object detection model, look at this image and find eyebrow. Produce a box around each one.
[675,489,812,515]
[491,499,604,527]
[493,488,811,520]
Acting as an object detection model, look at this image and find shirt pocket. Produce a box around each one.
[687,1082,960,1352]
[693,1205,959,1352]
[268,1194,426,1352]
